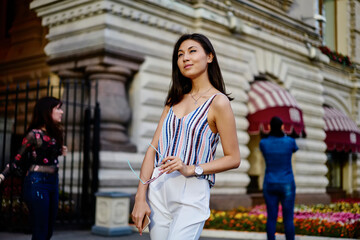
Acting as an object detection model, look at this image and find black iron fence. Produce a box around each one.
[0,78,100,231]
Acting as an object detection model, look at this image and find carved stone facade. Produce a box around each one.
[30,0,146,152]
[350,0,360,64]
[1,0,358,208]
[261,0,294,11]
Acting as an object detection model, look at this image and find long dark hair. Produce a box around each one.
[269,116,285,137]
[165,33,233,106]
[28,96,64,146]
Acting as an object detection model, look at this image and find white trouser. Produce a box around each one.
[147,167,210,240]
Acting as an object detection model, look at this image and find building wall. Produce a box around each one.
[351,0,360,63]
[91,0,331,203]
[337,0,349,55]
[0,0,356,208]
[355,153,360,196]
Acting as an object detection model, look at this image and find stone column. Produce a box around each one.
[86,64,135,152]
[30,0,145,152]
[47,48,144,152]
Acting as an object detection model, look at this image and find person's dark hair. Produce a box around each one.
[28,96,64,146]
[165,33,233,106]
[269,116,285,137]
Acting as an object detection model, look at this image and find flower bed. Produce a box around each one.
[0,177,30,232]
[204,200,360,238]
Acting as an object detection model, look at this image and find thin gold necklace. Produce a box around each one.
[190,86,213,104]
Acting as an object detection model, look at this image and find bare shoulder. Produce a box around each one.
[158,105,171,121]
[163,105,171,114]
[208,93,234,133]
[211,93,232,112]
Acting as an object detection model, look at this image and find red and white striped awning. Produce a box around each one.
[324,106,360,152]
[247,81,306,136]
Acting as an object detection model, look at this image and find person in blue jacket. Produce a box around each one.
[260,116,298,240]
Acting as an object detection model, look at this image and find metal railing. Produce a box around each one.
[0,78,100,231]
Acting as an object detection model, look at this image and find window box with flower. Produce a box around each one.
[319,46,353,68]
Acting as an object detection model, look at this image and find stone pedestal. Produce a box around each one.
[92,192,132,236]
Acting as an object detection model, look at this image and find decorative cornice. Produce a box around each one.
[47,45,145,73]
[262,0,293,12]
[182,0,319,46]
[322,62,353,81]
[33,0,320,48]
[38,1,188,34]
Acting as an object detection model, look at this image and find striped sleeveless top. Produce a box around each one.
[155,93,221,187]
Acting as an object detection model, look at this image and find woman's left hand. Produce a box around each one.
[0,173,4,185]
[160,156,194,177]
[62,146,68,156]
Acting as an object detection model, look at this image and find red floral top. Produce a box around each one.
[2,129,62,177]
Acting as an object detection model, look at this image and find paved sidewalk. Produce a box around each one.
[1,230,220,240]
[0,228,353,240]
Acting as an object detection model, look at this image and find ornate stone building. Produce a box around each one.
[1,0,359,209]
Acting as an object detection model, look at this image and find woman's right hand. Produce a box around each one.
[131,198,151,235]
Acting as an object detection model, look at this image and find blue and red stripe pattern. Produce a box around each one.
[155,93,221,187]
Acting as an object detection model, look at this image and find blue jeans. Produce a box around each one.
[263,181,296,240]
[23,171,59,240]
